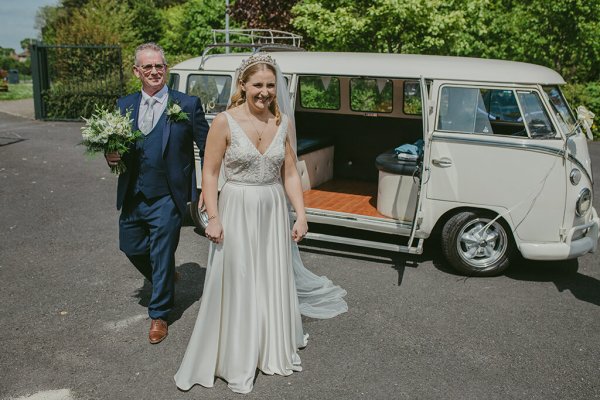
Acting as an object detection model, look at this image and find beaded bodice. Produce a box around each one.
[222,112,288,184]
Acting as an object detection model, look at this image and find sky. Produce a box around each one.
[0,0,59,52]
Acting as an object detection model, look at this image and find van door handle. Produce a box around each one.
[432,157,453,167]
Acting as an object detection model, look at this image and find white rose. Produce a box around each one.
[170,104,182,114]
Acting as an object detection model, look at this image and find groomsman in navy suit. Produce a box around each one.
[106,43,209,344]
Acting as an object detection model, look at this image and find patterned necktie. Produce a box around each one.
[139,97,156,135]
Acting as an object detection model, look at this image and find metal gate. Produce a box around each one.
[31,43,124,120]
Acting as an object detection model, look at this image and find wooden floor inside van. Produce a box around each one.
[303,180,388,218]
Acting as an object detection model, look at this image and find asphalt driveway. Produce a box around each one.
[1,111,599,400]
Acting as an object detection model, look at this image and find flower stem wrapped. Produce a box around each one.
[81,106,142,174]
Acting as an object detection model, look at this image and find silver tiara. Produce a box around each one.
[238,53,277,75]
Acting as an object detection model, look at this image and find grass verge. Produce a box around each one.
[0,82,33,101]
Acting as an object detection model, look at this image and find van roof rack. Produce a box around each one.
[199,29,304,70]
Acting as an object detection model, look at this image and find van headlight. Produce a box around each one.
[576,188,592,216]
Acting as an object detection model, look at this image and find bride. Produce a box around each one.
[174,53,346,394]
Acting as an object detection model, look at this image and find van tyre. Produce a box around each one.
[189,197,206,235]
[441,211,514,276]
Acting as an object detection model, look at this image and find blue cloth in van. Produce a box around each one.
[394,139,424,159]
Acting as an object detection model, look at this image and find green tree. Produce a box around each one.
[127,0,165,45]
[20,38,36,51]
[449,0,600,82]
[0,48,15,57]
[230,0,299,31]
[292,0,600,82]
[292,0,469,53]
[160,0,230,58]
[35,2,73,43]
[504,0,600,82]
[53,0,139,47]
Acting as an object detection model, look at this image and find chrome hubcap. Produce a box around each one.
[457,218,507,269]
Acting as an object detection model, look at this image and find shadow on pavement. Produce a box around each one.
[299,239,420,286]
[506,258,600,306]
[133,262,206,324]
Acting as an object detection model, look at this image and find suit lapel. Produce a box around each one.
[131,92,142,131]
[162,89,174,157]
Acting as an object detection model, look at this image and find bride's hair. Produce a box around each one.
[229,63,281,125]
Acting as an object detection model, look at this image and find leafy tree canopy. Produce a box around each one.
[230,0,299,31]
[292,0,468,54]
[291,0,600,81]
[159,0,231,59]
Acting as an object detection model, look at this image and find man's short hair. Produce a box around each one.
[134,43,167,66]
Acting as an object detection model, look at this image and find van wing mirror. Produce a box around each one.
[577,105,595,140]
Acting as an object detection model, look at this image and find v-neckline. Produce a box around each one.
[227,112,284,156]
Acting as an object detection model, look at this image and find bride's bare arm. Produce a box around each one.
[282,137,308,242]
[202,113,228,243]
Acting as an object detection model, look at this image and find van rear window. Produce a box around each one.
[350,78,392,113]
[299,76,340,110]
[403,81,421,115]
[187,74,232,114]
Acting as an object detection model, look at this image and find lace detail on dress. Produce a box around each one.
[223,112,288,185]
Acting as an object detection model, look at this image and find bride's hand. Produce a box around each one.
[292,218,308,242]
[205,219,224,244]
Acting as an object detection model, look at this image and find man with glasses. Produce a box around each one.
[105,43,209,344]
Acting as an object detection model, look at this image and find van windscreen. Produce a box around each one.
[187,74,232,114]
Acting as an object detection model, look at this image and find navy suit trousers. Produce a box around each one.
[119,193,182,320]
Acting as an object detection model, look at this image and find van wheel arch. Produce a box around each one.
[437,208,517,276]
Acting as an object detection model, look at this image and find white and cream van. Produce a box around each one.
[168,34,598,276]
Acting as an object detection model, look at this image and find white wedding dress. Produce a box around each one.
[175,112,331,394]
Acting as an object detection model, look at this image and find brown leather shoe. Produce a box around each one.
[149,319,168,344]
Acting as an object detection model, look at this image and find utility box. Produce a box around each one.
[8,69,19,84]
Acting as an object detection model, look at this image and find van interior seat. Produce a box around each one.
[297,136,334,156]
[296,136,335,191]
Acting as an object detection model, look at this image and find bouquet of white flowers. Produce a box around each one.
[81,106,142,174]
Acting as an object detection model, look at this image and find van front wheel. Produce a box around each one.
[189,197,207,236]
[441,211,514,276]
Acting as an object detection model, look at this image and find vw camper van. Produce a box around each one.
[168,30,598,276]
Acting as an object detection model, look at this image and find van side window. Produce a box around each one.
[438,87,493,134]
[187,74,232,114]
[350,78,392,113]
[482,89,520,122]
[438,86,531,137]
[403,81,421,115]
[517,91,557,138]
[299,76,340,110]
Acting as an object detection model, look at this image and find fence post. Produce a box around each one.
[30,42,49,120]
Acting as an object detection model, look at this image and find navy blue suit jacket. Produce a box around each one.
[116,89,209,216]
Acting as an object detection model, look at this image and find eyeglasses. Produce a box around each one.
[136,63,167,73]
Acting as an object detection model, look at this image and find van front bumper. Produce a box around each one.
[519,207,599,261]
